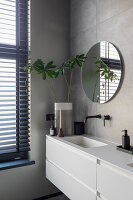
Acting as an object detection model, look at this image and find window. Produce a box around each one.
[0,0,30,162]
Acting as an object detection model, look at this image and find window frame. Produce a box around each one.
[0,0,30,163]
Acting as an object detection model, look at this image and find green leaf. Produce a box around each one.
[95,60,102,64]
[23,63,32,71]
[42,72,46,80]
[61,68,65,75]
[70,60,76,68]
[96,69,100,73]
[48,61,54,65]
[79,58,86,62]
[33,59,44,72]
[30,67,33,73]
[48,65,57,69]
[46,71,54,78]
[93,56,99,60]
[105,74,107,80]
[50,70,57,76]
[96,66,101,69]
[45,61,57,69]
[78,54,87,59]
[101,71,105,76]
[75,59,81,66]
[54,71,59,78]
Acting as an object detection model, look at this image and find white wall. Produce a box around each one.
[0,1,70,200]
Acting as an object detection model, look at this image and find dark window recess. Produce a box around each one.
[0,0,30,162]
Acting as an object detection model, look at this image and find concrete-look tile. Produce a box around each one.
[71,0,96,38]
[71,26,97,56]
[97,0,119,24]
[97,6,133,89]
[70,0,133,144]
[97,6,133,43]
[71,66,97,136]
[96,87,133,144]
[71,26,98,137]
[97,0,133,24]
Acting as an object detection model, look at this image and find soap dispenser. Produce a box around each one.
[122,130,130,150]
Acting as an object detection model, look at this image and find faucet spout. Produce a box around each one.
[84,114,102,123]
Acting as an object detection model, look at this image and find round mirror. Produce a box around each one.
[82,41,123,103]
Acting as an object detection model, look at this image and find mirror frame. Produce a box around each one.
[81,41,124,104]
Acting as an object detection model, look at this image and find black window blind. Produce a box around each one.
[0,0,30,162]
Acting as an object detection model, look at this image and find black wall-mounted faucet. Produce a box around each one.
[84,114,102,123]
[104,115,111,127]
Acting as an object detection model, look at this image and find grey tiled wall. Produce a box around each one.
[70,0,133,144]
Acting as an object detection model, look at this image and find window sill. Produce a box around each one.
[0,159,35,171]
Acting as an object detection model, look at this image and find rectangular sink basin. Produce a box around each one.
[63,136,107,148]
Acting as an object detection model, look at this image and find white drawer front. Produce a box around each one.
[46,160,96,200]
[97,162,133,200]
[97,197,101,200]
[46,138,97,190]
[96,196,105,200]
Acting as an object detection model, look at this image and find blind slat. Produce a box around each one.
[0,132,16,136]
[0,136,16,140]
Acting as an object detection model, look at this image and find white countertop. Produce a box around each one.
[46,134,133,175]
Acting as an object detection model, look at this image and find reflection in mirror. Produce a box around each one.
[82,41,123,104]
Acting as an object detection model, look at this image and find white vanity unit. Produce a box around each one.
[46,135,133,200]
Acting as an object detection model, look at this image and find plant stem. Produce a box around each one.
[68,69,73,102]
[46,79,57,102]
[93,77,99,102]
[63,74,69,102]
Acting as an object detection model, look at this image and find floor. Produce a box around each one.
[47,194,69,200]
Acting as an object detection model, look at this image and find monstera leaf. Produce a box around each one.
[24,59,58,80]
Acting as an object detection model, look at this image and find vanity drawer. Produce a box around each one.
[46,160,96,200]
[97,161,133,200]
[97,197,102,200]
[46,137,97,190]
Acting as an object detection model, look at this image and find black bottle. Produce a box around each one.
[122,130,130,150]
